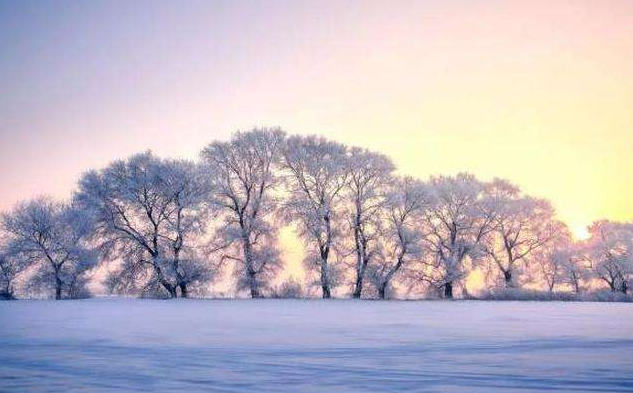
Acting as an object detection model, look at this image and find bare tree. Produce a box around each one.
[0,197,96,300]
[281,135,349,298]
[419,174,495,298]
[367,177,428,299]
[344,147,395,298]
[482,179,559,287]
[201,128,285,298]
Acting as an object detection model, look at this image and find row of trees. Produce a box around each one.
[1,129,632,300]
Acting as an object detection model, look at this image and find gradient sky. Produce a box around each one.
[1,0,632,245]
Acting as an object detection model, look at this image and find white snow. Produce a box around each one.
[1,299,632,392]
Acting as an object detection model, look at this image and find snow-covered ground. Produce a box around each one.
[0,299,632,392]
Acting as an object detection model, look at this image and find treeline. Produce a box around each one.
[1,129,631,300]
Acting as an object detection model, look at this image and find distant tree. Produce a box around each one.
[561,244,593,294]
[531,225,590,292]
[26,253,94,299]
[0,197,96,300]
[583,220,633,293]
[201,128,285,298]
[344,147,395,298]
[547,246,591,293]
[419,174,495,298]
[281,135,349,298]
[482,179,559,287]
[0,249,29,299]
[76,152,212,298]
[367,177,429,299]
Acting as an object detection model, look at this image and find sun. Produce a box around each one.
[572,224,590,241]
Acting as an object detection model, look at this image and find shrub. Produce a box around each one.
[270,279,304,299]
[475,288,632,302]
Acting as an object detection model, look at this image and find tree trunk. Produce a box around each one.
[151,254,177,298]
[377,251,406,301]
[378,281,387,300]
[54,272,63,300]
[571,272,580,294]
[621,281,628,294]
[173,244,186,299]
[607,280,616,292]
[444,281,453,299]
[160,280,177,298]
[352,282,362,298]
[503,270,512,287]
[320,257,331,299]
[0,286,14,300]
[249,275,262,299]
[319,213,332,299]
[352,271,364,299]
[242,232,262,299]
[320,218,332,299]
[55,282,62,300]
[1,280,13,300]
[352,219,366,299]
[321,283,331,299]
[179,282,188,298]
[353,246,370,299]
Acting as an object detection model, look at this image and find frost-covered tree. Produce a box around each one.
[482,179,559,287]
[0,197,96,300]
[542,245,590,293]
[560,247,592,294]
[159,159,214,297]
[76,152,212,298]
[531,225,589,292]
[201,128,285,298]
[583,220,633,293]
[419,174,495,298]
[281,135,349,298]
[367,177,428,299]
[344,147,395,298]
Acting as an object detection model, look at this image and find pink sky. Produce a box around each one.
[1,0,632,240]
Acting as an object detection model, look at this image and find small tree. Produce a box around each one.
[1,197,96,300]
